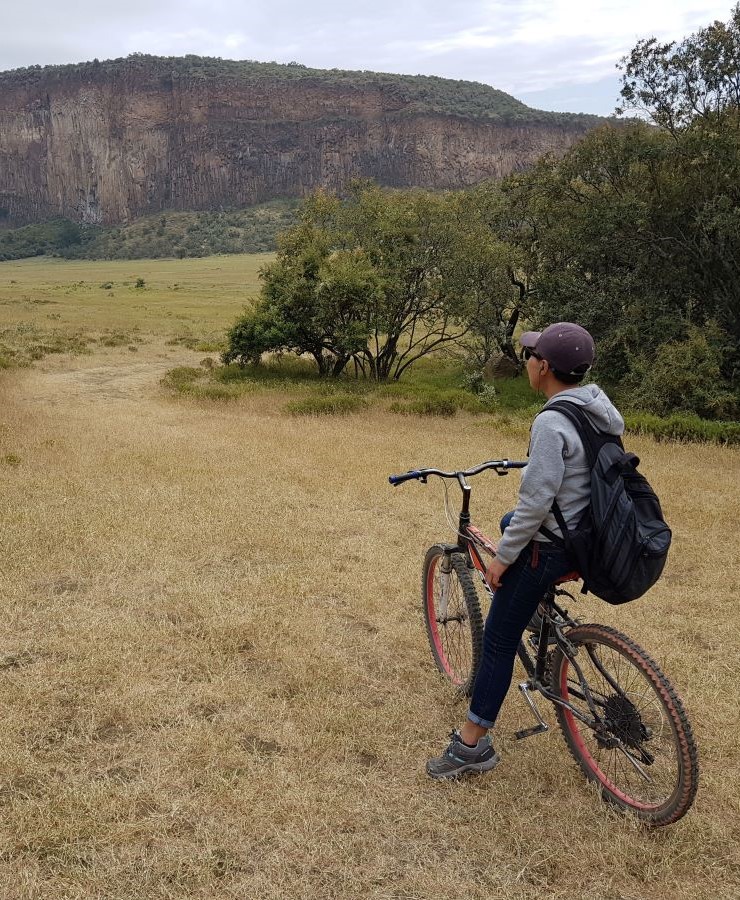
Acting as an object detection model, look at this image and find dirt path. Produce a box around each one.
[13,341,209,408]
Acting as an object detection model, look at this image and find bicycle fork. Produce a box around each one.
[438,554,452,620]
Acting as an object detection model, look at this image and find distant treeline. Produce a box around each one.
[0,202,298,261]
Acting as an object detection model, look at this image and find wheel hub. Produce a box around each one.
[601,693,649,749]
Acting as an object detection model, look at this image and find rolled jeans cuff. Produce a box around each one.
[467,710,494,729]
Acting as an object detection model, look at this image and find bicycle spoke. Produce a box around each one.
[424,549,483,693]
[557,632,683,809]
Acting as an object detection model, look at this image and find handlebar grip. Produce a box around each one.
[388,470,422,486]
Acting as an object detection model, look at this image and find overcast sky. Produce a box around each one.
[1,1,732,115]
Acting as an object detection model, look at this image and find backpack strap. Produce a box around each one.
[543,400,609,467]
[535,400,621,593]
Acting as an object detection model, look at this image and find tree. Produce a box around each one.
[463,182,540,368]
[616,4,740,384]
[225,183,513,379]
[225,218,380,376]
[488,7,740,414]
[618,4,740,132]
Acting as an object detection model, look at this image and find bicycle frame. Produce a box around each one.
[390,461,614,739]
[439,499,613,744]
[516,592,653,768]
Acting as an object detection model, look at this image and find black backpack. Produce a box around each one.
[539,400,672,605]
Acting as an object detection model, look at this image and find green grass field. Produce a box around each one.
[0,254,268,342]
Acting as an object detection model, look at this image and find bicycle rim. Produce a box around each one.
[422,547,483,694]
[553,624,698,825]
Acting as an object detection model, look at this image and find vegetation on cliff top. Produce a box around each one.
[0,54,604,127]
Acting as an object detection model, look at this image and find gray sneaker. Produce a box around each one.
[426,730,500,780]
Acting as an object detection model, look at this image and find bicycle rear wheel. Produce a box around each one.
[422,546,483,695]
[551,624,698,826]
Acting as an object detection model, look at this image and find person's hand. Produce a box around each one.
[485,557,509,590]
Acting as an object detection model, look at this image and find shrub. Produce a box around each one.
[462,370,498,410]
[625,412,740,445]
[389,396,458,417]
[161,366,204,392]
[195,340,225,353]
[100,331,132,347]
[191,383,239,401]
[285,394,367,416]
[622,327,738,420]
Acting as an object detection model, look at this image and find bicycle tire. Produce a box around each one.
[422,545,483,695]
[551,623,699,826]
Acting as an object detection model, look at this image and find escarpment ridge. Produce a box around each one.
[0,55,605,225]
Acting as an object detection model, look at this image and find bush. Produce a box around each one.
[462,370,498,410]
[100,331,134,347]
[285,394,368,416]
[622,327,738,420]
[625,412,740,445]
[161,366,204,392]
[389,396,458,417]
[191,383,239,401]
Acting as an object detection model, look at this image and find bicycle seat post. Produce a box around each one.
[534,588,556,684]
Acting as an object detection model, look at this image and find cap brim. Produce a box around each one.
[519,331,541,349]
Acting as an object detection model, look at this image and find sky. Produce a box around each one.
[1,1,732,115]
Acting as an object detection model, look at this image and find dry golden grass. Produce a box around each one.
[1,259,739,898]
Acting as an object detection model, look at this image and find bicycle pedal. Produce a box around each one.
[515,723,549,740]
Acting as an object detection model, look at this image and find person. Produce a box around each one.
[426,322,625,779]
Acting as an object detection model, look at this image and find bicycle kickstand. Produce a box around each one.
[515,682,550,740]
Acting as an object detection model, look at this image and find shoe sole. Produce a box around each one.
[426,752,500,781]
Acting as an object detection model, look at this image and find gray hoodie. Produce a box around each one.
[494,384,625,567]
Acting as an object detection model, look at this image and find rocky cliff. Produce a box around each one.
[0,56,604,226]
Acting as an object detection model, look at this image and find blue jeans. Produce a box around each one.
[467,512,573,729]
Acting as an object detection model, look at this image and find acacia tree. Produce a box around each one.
[616,3,740,383]
[225,183,513,380]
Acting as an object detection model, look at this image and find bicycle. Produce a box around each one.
[389,459,699,827]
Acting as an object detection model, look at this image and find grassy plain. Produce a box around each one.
[1,256,739,899]
[0,255,267,350]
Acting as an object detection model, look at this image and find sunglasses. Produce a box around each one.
[523,348,542,361]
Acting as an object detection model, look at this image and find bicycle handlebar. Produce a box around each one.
[388,459,527,486]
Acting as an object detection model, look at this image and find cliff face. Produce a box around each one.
[0,59,600,226]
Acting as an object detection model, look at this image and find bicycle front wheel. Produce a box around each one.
[422,546,483,695]
[551,624,699,826]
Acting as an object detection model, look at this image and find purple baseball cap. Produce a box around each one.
[520,322,595,376]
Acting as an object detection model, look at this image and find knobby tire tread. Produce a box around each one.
[551,623,699,826]
[422,546,483,696]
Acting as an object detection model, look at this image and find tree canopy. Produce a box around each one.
[224,183,520,380]
[484,5,740,417]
